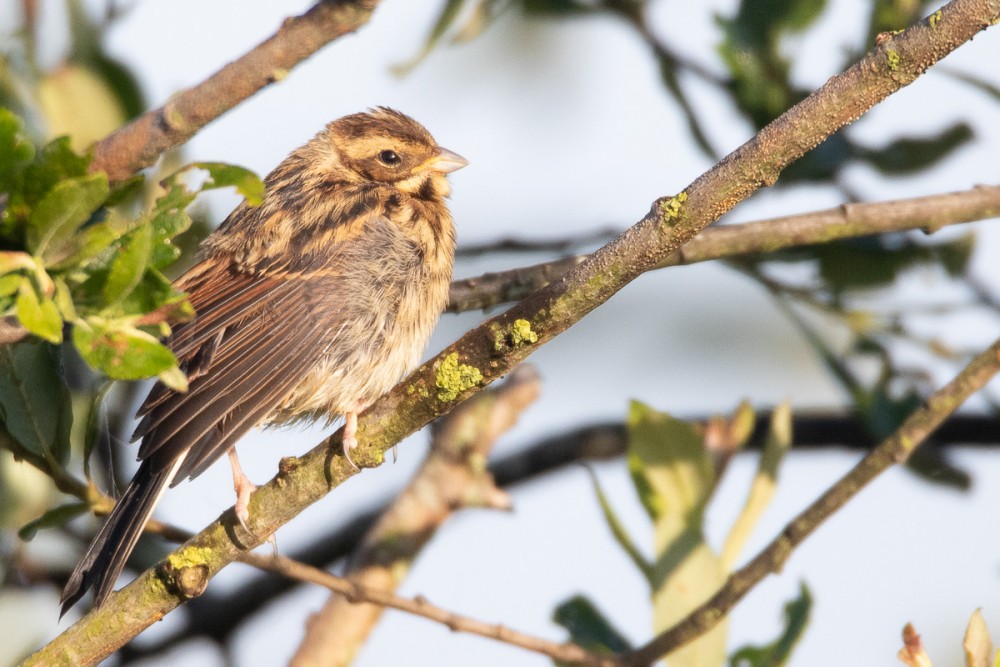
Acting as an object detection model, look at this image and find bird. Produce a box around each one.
[60,108,467,616]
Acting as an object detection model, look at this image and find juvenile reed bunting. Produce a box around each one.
[61,108,467,614]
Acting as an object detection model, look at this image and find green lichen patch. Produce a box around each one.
[886,49,901,71]
[659,191,688,226]
[930,10,942,30]
[435,352,483,402]
[493,319,539,353]
[406,383,430,398]
[166,545,214,570]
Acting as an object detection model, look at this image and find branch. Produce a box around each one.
[89,0,380,183]
[447,184,1000,313]
[289,366,538,665]
[28,3,1000,664]
[112,412,1000,665]
[621,337,1000,665]
[245,552,606,666]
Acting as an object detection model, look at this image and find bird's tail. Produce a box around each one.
[60,453,186,617]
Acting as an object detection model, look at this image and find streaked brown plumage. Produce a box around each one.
[60,108,466,615]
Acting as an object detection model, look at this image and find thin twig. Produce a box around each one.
[447,184,1000,313]
[244,551,608,666]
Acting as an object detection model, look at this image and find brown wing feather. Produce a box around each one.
[131,259,336,479]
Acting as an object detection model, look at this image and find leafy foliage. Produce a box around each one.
[0,108,262,386]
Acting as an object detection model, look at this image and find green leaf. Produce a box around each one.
[729,583,812,667]
[721,402,792,569]
[586,467,654,585]
[28,172,109,261]
[0,340,73,464]
[148,205,192,269]
[18,502,90,541]
[73,318,180,381]
[47,208,138,270]
[628,401,716,522]
[16,278,63,343]
[19,136,92,209]
[552,595,633,657]
[102,222,152,307]
[0,108,35,190]
[189,162,265,206]
[857,123,974,175]
[627,401,727,667]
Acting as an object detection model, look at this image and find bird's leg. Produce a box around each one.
[227,448,277,553]
[228,448,256,531]
[342,410,359,470]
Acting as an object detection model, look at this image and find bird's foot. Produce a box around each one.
[342,410,360,471]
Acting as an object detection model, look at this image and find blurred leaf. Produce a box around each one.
[102,223,152,307]
[0,340,73,464]
[717,0,826,128]
[37,63,127,150]
[628,401,715,520]
[18,501,90,541]
[857,123,974,175]
[27,172,109,262]
[906,442,971,490]
[522,0,596,14]
[73,318,180,383]
[16,277,62,343]
[721,402,792,568]
[0,108,35,190]
[815,236,956,292]
[941,69,1000,104]
[899,623,933,667]
[868,0,935,42]
[964,609,993,667]
[15,136,93,223]
[188,162,265,206]
[628,401,727,667]
[586,467,654,585]
[552,595,633,657]
[393,0,467,76]
[935,233,975,277]
[729,583,811,667]
[453,0,508,42]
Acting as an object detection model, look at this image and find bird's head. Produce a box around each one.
[324,107,468,199]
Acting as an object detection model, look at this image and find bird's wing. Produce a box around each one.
[131,256,335,484]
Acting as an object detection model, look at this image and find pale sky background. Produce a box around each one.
[5,0,1000,665]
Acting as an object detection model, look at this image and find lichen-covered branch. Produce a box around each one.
[90,0,381,183]
[27,2,1000,664]
[289,366,538,666]
[447,184,1000,313]
[621,336,1000,665]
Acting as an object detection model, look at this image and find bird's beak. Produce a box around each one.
[430,147,469,174]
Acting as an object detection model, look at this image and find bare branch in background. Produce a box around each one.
[90,0,381,182]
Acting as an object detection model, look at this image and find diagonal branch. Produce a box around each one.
[89,0,381,183]
[27,2,1000,664]
[447,184,1000,313]
[622,337,1000,665]
[290,365,538,666]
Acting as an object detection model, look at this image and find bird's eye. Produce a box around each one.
[378,150,401,166]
